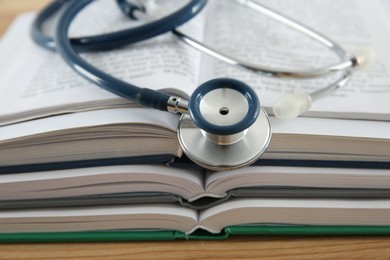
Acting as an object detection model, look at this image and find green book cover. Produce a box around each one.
[1,226,390,243]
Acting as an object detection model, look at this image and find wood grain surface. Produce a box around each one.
[1,1,390,259]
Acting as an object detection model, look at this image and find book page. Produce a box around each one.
[0,203,198,233]
[199,0,390,119]
[0,108,178,141]
[205,166,390,196]
[0,0,207,125]
[0,108,183,166]
[0,164,205,201]
[199,198,390,234]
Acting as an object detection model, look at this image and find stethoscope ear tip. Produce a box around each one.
[352,46,376,70]
[273,89,312,120]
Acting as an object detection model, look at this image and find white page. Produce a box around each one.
[205,166,390,195]
[199,0,390,119]
[0,108,179,142]
[0,165,204,200]
[0,165,201,185]
[0,204,198,233]
[199,198,390,234]
[2,1,389,124]
[270,116,390,139]
[201,198,390,220]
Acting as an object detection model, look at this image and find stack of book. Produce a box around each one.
[0,0,390,241]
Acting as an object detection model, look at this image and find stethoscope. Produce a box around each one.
[32,0,373,171]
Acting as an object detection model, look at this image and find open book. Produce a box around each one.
[1,0,390,125]
[0,107,389,171]
[1,164,390,209]
[1,197,390,235]
[1,1,390,170]
[0,161,390,237]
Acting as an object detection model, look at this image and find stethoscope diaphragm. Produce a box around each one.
[178,78,272,171]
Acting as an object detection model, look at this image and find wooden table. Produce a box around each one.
[1,1,390,259]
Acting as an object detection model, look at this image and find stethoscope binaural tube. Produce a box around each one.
[53,0,207,111]
[172,0,375,120]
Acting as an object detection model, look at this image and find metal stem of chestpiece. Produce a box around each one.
[203,130,248,146]
[167,96,189,114]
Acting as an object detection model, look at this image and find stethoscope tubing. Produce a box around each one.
[32,0,207,52]
[171,0,356,102]
[32,0,356,108]
[173,0,357,79]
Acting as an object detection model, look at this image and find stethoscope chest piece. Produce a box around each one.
[178,78,272,171]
